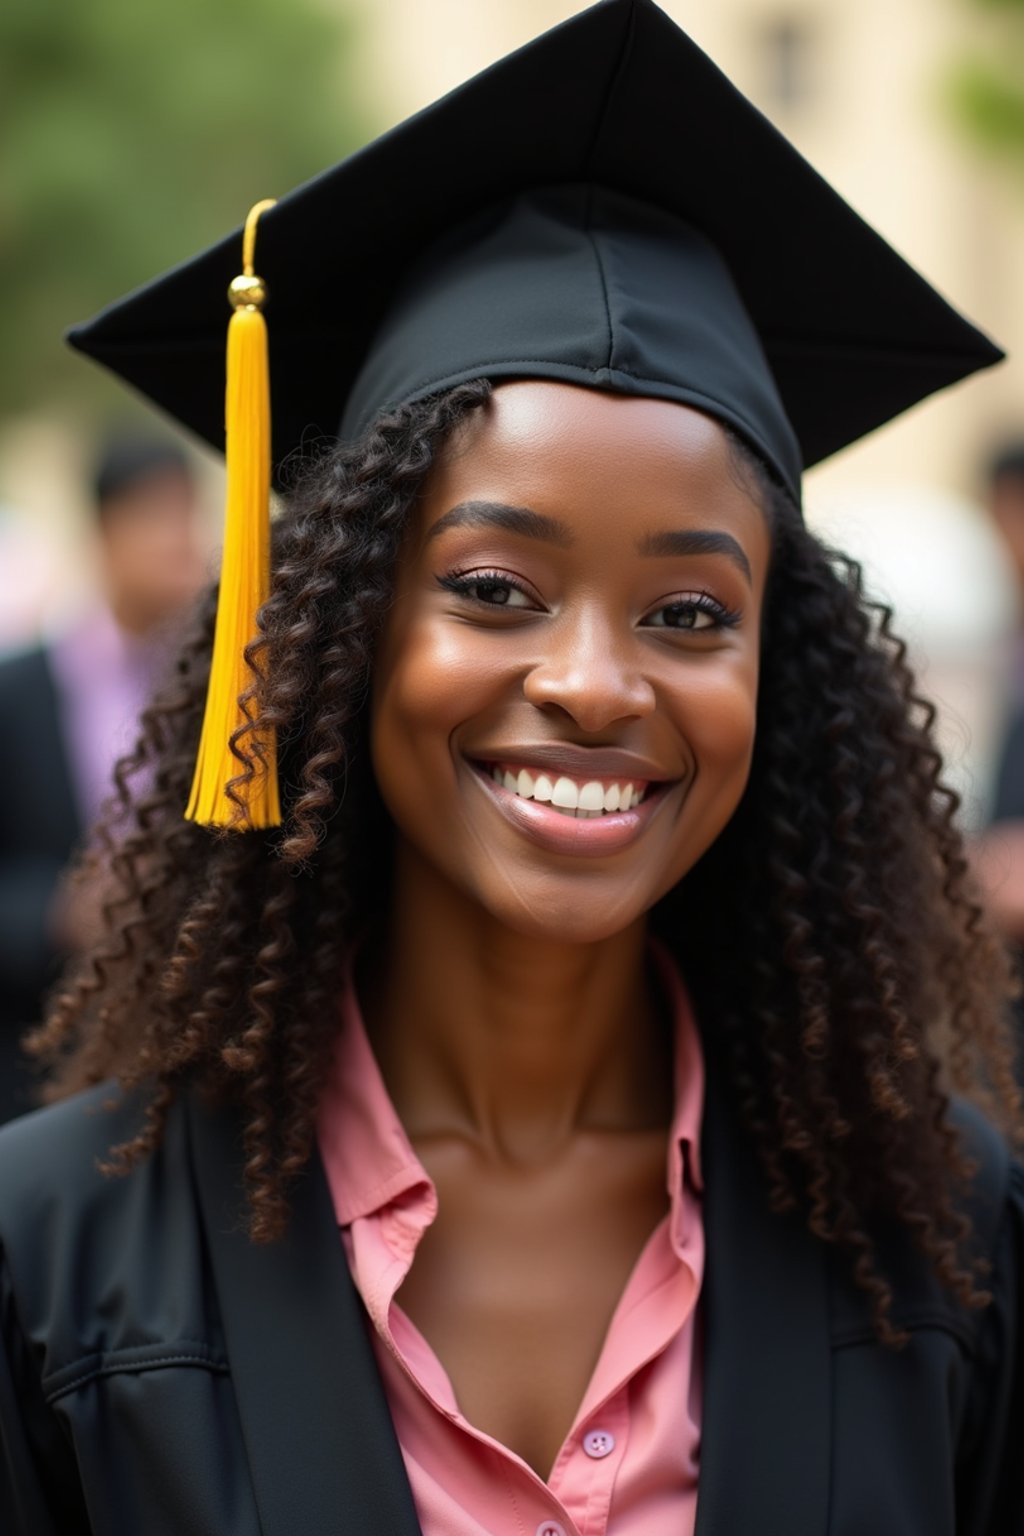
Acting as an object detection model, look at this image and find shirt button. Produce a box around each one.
[582,1428,616,1459]
[535,1523,567,1536]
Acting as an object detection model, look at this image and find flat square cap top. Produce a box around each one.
[67,0,1002,498]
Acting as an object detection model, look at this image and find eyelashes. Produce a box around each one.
[645,596,741,632]
[437,569,536,609]
[436,568,741,631]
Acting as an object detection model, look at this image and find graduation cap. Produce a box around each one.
[66,0,1003,829]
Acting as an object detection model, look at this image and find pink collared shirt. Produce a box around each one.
[317,943,704,1536]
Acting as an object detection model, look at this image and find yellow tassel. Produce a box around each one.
[186,199,281,829]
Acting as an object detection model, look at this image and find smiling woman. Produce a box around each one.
[372,386,769,938]
[1,3,1023,1535]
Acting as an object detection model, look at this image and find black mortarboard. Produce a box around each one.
[65,0,1003,826]
[68,0,1001,503]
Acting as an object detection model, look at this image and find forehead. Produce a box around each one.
[420,381,768,545]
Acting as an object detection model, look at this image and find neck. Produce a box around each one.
[361,841,671,1165]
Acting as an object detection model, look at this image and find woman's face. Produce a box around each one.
[371,381,772,943]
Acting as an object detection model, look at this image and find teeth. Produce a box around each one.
[551,776,579,810]
[488,763,650,815]
[578,780,604,811]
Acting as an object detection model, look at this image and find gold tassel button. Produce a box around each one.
[186,198,282,830]
[228,273,268,310]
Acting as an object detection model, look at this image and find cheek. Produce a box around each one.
[685,666,758,771]
[376,612,501,739]
[665,657,759,863]
[370,608,508,824]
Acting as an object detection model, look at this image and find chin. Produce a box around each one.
[478,879,656,946]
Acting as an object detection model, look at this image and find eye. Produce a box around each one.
[437,569,540,610]
[643,593,740,631]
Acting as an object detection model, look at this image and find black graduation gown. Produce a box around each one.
[0,646,82,1122]
[0,1074,1021,1535]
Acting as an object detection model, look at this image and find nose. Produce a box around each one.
[521,608,656,732]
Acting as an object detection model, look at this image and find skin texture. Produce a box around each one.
[364,381,771,1475]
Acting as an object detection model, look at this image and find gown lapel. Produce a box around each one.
[189,1095,423,1536]
[694,1070,833,1536]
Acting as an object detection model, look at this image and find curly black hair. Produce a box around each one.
[29,378,1021,1344]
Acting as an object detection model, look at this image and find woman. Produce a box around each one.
[1,3,1022,1533]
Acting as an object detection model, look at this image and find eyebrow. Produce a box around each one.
[426,499,752,585]
[426,501,573,548]
[637,529,752,585]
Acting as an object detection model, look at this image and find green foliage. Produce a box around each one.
[952,62,1024,155]
[0,0,365,417]
[948,0,1024,178]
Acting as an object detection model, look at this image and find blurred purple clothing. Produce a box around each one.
[48,606,162,828]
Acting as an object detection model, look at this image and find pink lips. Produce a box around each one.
[471,761,671,858]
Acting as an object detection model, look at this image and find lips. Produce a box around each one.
[468,753,678,857]
[472,743,672,783]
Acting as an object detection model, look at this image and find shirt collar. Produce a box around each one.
[646,935,705,1263]
[317,970,432,1226]
[317,938,705,1244]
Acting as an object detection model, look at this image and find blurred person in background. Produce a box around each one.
[972,443,1024,928]
[0,434,207,1122]
[972,440,1024,1071]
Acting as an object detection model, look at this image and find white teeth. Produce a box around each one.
[488,764,651,815]
[578,780,604,811]
[551,776,580,809]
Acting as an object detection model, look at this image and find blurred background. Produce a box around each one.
[4,0,1024,806]
[3,0,1024,1112]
